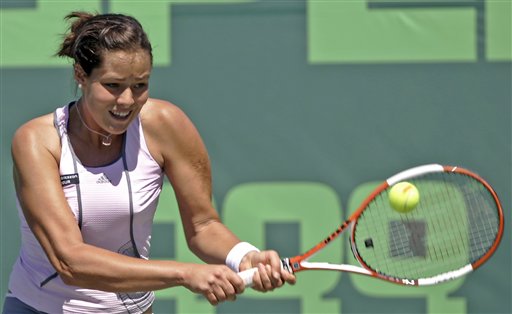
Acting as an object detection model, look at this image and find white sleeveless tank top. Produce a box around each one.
[7,102,165,313]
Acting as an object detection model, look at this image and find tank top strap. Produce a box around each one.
[53,102,83,227]
[53,102,72,139]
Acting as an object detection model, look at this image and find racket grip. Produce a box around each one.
[238,267,258,287]
[238,258,292,287]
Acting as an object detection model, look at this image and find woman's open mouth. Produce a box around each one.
[110,110,131,120]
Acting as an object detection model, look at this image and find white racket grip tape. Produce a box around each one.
[238,267,259,287]
[238,258,292,287]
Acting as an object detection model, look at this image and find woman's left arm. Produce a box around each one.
[141,99,295,291]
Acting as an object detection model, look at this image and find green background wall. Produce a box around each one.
[1,1,510,313]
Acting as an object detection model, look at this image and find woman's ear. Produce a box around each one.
[74,63,87,88]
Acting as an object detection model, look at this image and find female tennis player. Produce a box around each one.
[3,11,295,314]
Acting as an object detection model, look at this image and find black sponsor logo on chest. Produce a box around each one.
[60,173,79,186]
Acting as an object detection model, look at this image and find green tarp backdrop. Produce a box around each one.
[1,1,511,313]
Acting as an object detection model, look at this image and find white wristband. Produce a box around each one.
[225,242,260,272]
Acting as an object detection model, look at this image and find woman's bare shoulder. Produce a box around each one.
[140,98,193,133]
[139,98,204,167]
[141,98,186,119]
[12,113,61,160]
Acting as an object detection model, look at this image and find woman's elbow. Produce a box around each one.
[50,252,86,287]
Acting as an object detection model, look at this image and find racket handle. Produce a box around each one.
[238,267,258,287]
[238,258,292,287]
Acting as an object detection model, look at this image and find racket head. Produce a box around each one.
[350,164,504,285]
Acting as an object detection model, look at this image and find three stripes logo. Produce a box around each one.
[96,174,112,184]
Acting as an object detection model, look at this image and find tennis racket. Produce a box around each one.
[238,164,504,286]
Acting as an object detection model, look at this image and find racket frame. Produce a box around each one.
[283,164,504,286]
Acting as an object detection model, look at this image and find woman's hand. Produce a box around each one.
[182,264,246,305]
[239,250,296,292]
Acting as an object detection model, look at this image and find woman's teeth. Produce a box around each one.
[111,111,130,118]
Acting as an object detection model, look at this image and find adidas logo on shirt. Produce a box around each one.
[96,174,112,184]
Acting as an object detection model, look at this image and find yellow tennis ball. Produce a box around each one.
[389,182,420,213]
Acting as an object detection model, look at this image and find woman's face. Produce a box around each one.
[78,49,152,135]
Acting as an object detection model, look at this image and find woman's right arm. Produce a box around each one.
[11,115,244,303]
[12,114,84,275]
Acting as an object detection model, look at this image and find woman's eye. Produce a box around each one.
[104,83,119,88]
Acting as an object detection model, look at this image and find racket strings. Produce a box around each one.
[353,172,501,281]
[462,181,500,262]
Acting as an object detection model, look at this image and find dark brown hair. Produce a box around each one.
[57,12,153,75]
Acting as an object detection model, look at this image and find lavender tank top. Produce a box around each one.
[7,102,164,313]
